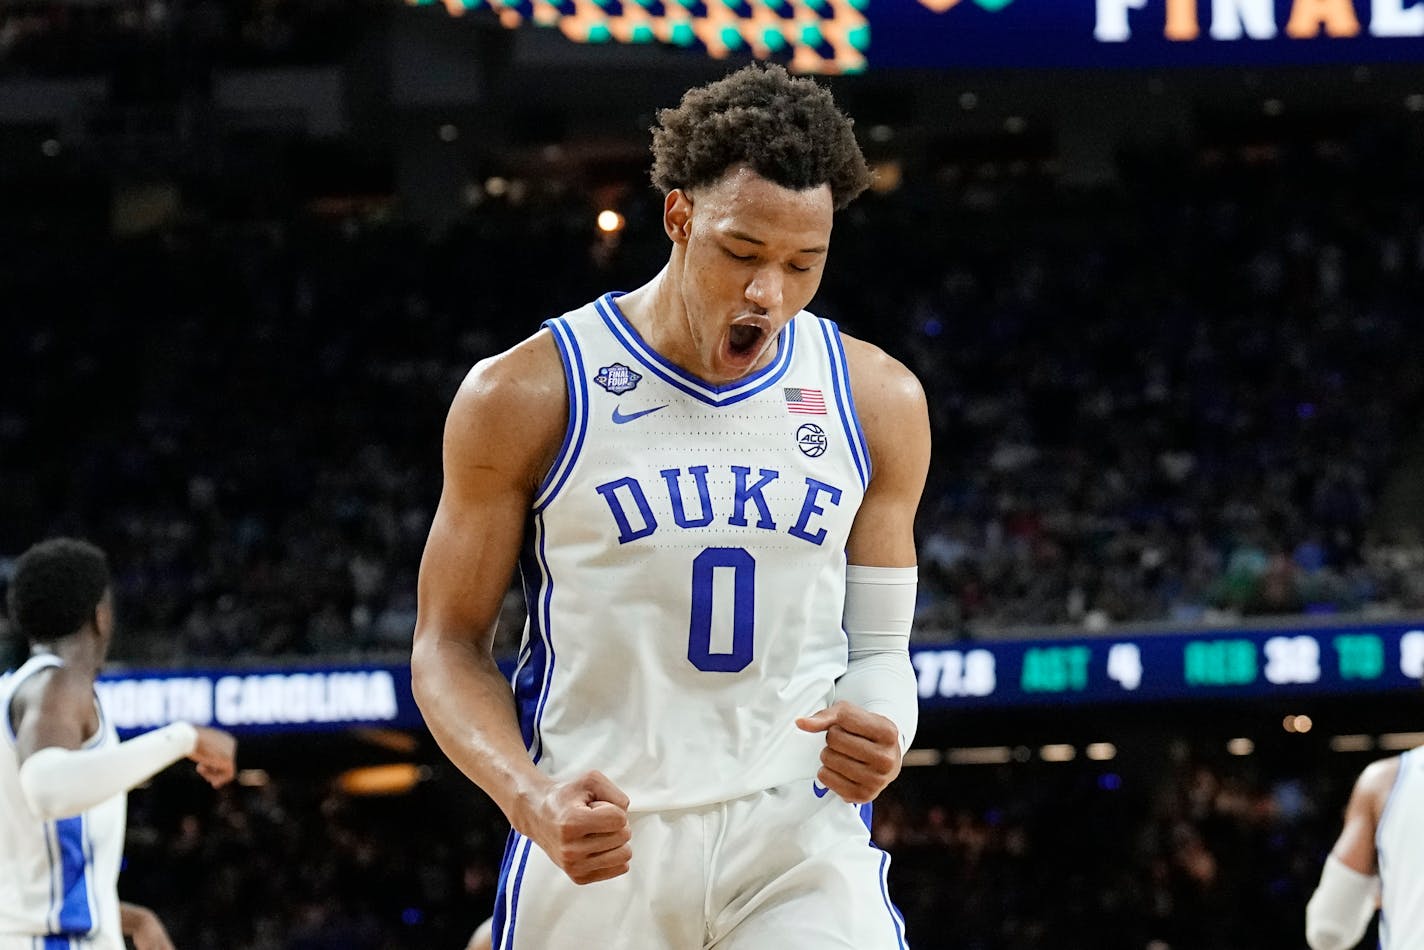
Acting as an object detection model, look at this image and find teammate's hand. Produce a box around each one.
[796,701,902,804]
[124,904,175,950]
[188,726,237,788]
[524,770,632,886]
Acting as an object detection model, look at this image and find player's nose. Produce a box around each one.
[744,267,782,313]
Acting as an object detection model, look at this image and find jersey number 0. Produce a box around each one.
[688,547,755,672]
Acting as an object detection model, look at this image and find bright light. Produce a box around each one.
[1329,735,1373,753]
[1378,732,1424,751]
[946,746,1013,765]
[337,763,430,796]
[1040,744,1076,763]
[485,177,509,197]
[1293,715,1313,734]
[869,161,903,194]
[1227,738,1255,756]
[1085,742,1117,761]
[597,210,625,234]
[901,749,942,767]
[237,769,269,787]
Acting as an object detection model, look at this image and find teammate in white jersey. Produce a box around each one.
[1,538,237,950]
[1305,748,1424,949]
[413,63,929,948]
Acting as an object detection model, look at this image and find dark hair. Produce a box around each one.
[7,538,110,645]
[650,63,871,211]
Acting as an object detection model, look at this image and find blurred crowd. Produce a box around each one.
[118,739,1360,949]
[4,134,1424,660]
[0,0,359,77]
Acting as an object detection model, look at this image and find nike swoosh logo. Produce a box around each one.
[611,405,667,425]
[813,781,831,799]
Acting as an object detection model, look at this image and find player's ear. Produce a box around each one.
[664,189,692,245]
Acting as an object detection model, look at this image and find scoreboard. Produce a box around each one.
[411,0,1424,74]
[912,622,1424,710]
[91,621,1424,736]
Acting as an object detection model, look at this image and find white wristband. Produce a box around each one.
[19,721,199,820]
[835,565,918,754]
[1305,855,1378,950]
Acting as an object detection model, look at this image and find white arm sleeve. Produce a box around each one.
[1305,855,1379,950]
[18,722,199,821]
[834,565,918,755]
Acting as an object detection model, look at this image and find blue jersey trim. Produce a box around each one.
[53,816,93,935]
[42,937,71,950]
[594,294,796,407]
[533,318,590,511]
[820,320,872,490]
[505,836,533,949]
[491,830,519,949]
[514,516,559,766]
[876,848,909,949]
[513,545,545,759]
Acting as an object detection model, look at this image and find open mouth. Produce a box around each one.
[728,323,766,358]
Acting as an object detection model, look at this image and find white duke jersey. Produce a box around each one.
[1378,748,1424,948]
[0,655,126,949]
[513,293,872,811]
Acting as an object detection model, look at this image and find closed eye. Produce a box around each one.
[724,248,755,262]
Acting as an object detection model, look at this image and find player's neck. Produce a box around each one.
[31,637,102,677]
[616,269,690,365]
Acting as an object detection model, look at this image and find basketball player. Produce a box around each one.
[412,64,927,948]
[1305,749,1419,949]
[1,538,237,949]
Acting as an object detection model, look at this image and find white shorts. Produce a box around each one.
[0,936,118,950]
[490,779,909,949]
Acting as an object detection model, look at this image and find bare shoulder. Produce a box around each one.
[839,333,930,477]
[13,664,91,718]
[445,329,568,494]
[1356,754,1403,815]
[10,663,98,755]
[839,334,928,422]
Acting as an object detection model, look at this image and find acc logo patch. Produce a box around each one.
[595,363,642,395]
[797,423,828,458]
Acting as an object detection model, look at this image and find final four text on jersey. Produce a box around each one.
[595,466,846,546]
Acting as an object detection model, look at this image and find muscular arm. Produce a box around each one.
[797,335,930,803]
[1306,757,1393,950]
[842,336,932,571]
[412,331,632,884]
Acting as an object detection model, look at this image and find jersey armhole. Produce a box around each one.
[819,319,873,491]
[1377,750,1411,856]
[1,655,63,746]
[532,317,590,511]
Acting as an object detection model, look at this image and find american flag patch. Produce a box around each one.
[783,387,827,415]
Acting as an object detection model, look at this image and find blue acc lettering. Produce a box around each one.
[594,467,843,546]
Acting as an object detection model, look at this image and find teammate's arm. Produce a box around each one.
[119,902,175,950]
[412,333,632,886]
[1306,757,1391,950]
[12,667,236,820]
[797,337,930,804]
